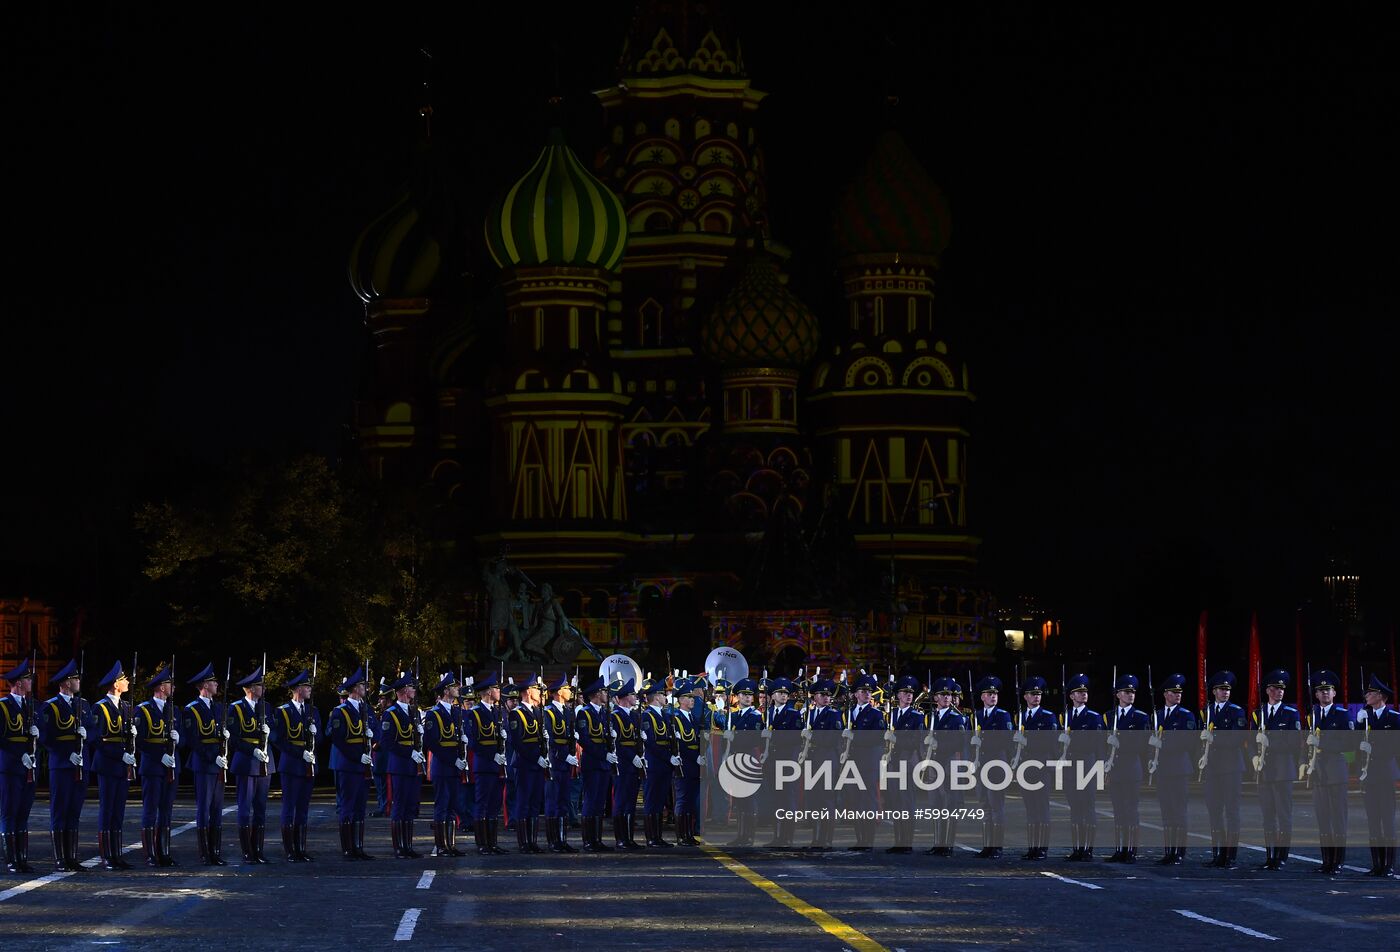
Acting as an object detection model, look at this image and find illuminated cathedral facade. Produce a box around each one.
[349,4,994,676]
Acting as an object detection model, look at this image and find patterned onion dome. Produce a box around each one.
[833,130,951,261]
[484,128,628,272]
[700,252,819,367]
[349,190,443,303]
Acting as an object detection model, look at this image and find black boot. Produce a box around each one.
[726,813,752,848]
[1201,830,1222,868]
[554,817,577,852]
[2,833,16,874]
[614,816,633,850]
[886,818,913,854]
[402,820,422,858]
[195,827,211,865]
[432,821,448,857]
[64,829,82,870]
[295,823,312,862]
[353,820,373,860]
[13,831,35,874]
[1273,842,1288,869]
[1065,824,1085,861]
[809,819,829,852]
[283,824,303,862]
[242,825,258,863]
[489,819,509,854]
[580,817,602,852]
[141,827,159,867]
[97,831,116,870]
[651,814,676,848]
[50,831,65,872]
[525,818,543,853]
[159,826,177,866]
[209,824,228,866]
[446,819,466,857]
[1104,825,1125,863]
[342,821,358,860]
[1218,845,1238,870]
[515,819,530,853]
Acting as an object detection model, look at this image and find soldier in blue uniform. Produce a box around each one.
[971,675,1012,858]
[923,677,968,856]
[761,677,803,849]
[844,674,886,850]
[38,658,89,871]
[1104,674,1150,863]
[227,664,273,864]
[669,677,706,846]
[135,664,179,867]
[1015,675,1059,860]
[1254,668,1301,870]
[722,678,763,847]
[420,671,466,857]
[1063,673,1105,861]
[885,675,925,853]
[1358,675,1399,876]
[88,661,135,870]
[465,671,508,855]
[610,678,645,850]
[1149,673,1196,864]
[1199,670,1248,869]
[575,676,614,852]
[508,674,548,853]
[542,673,578,852]
[269,668,318,862]
[640,680,676,848]
[1,659,39,874]
[327,666,376,861]
[1307,669,1354,874]
[801,677,843,850]
[379,670,426,857]
[180,663,229,866]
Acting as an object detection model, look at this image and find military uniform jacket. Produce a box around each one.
[805,705,844,760]
[669,708,704,779]
[641,705,673,767]
[465,703,505,777]
[575,703,611,773]
[39,694,90,776]
[181,698,225,775]
[508,704,545,775]
[1201,702,1248,775]
[928,706,969,764]
[227,696,273,777]
[378,702,421,777]
[135,698,178,778]
[1066,707,1106,766]
[1020,707,1060,765]
[543,702,575,773]
[1309,705,1354,785]
[890,706,925,759]
[1154,704,1198,777]
[974,706,1014,760]
[1105,707,1150,783]
[846,703,886,761]
[270,700,319,776]
[420,701,463,781]
[611,706,642,774]
[767,703,803,760]
[1359,706,1400,784]
[1254,703,1301,782]
[88,696,131,779]
[0,693,34,776]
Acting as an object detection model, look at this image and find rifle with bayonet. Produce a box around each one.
[219,657,232,785]
[125,651,138,783]
[1011,665,1026,769]
[1302,663,1319,785]
[1146,665,1162,779]
[1359,663,1373,782]
[1057,664,1072,761]
[167,655,177,783]
[968,670,982,770]
[73,650,87,783]
[1197,653,1214,781]
[1105,663,1120,773]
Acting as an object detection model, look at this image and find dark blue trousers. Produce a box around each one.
[545,769,571,818]
[335,770,368,823]
[613,769,640,817]
[1202,771,1242,835]
[1155,773,1189,828]
[192,771,224,826]
[1108,779,1140,826]
[430,773,456,823]
[236,775,269,826]
[513,768,543,821]
[582,770,610,818]
[643,763,672,815]
[373,771,389,814]
[387,773,420,822]
[140,775,175,827]
[96,775,128,830]
[280,771,312,825]
[1259,779,1294,844]
[674,775,700,814]
[48,768,85,831]
[0,774,36,834]
[474,771,502,821]
[455,781,474,827]
[1363,781,1396,846]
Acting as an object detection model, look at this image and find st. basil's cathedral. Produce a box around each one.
[348,2,994,677]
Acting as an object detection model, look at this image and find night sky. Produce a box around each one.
[5,4,1396,658]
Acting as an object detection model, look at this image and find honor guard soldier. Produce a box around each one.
[1358,675,1399,876]
[181,663,229,866]
[723,678,763,847]
[802,677,843,850]
[88,662,135,870]
[575,676,614,852]
[543,673,578,852]
[421,672,466,857]
[270,669,318,862]
[465,672,508,855]
[1017,676,1059,860]
[39,658,89,871]
[640,680,676,848]
[610,678,645,850]
[1254,669,1301,869]
[1063,673,1105,861]
[135,664,179,867]
[1307,669,1354,873]
[1199,670,1248,869]
[669,677,706,846]
[228,664,273,864]
[508,674,548,853]
[844,674,886,851]
[327,667,376,861]
[885,675,926,853]
[370,677,394,817]
[688,675,715,835]
[1104,674,1150,863]
[924,678,969,856]
[763,677,803,849]
[1,659,39,874]
[971,675,1012,858]
[379,671,425,858]
[1150,673,1196,864]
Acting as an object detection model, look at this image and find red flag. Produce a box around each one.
[1295,613,1306,711]
[1247,611,1262,715]
[1197,611,1208,709]
[1342,633,1350,703]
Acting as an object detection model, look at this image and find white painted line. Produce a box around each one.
[394,908,423,941]
[416,870,435,889]
[1173,909,1279,941]
[1039,871,1103,890]
[1242,897,1372,931]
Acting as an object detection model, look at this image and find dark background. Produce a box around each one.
[4,3,1395,671]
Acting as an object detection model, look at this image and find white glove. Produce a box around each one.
[454,757,467,770]
[606,752,619,765]
[222,729,231,740]
[215,756,228,770]
[669,755,682,766]
[883,729,896,743]
[760,728,772,739]
[841,727,853,739]
[801,727,812,739]
[1013,730,1027,745]
[29,725,39,737]
[122,752,136,766]
[839,752,848,764]
[1255,731,1269,748]
[970,734,983,747]
[170,729,181,744]
[68,752,83,767]
[364,754,376,766]
[1306,733,1320,747]
[537,756,549,769]
[1251,754,1264,772]
[1198,728,1213,742]
[1147,734,1163,749]
[722,729,735,741]
[641,731,649,742]
[1106,734,1121,749]
[77,726,87,739]
[494,753,507,766]
[415,723,424,735]
[697,754,707,767]
[308,722,317,735]
[21,753,35,769]
[410,751,426,764]
[261,723,271,736]
[632,755,645,769]
[129,724,138,737]
[565,754,578,767]
[161,753,176,768]
[1057,731,1071,746]
[1360,740,1373,754]
[254,748,269,763]
[302,750,316,764]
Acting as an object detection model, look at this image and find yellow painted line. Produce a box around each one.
[699,844,889,952]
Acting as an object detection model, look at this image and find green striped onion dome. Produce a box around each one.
[349,189,442,303]
[484,128,628,272]
[701,253,819,368]
[833,130,951,260]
